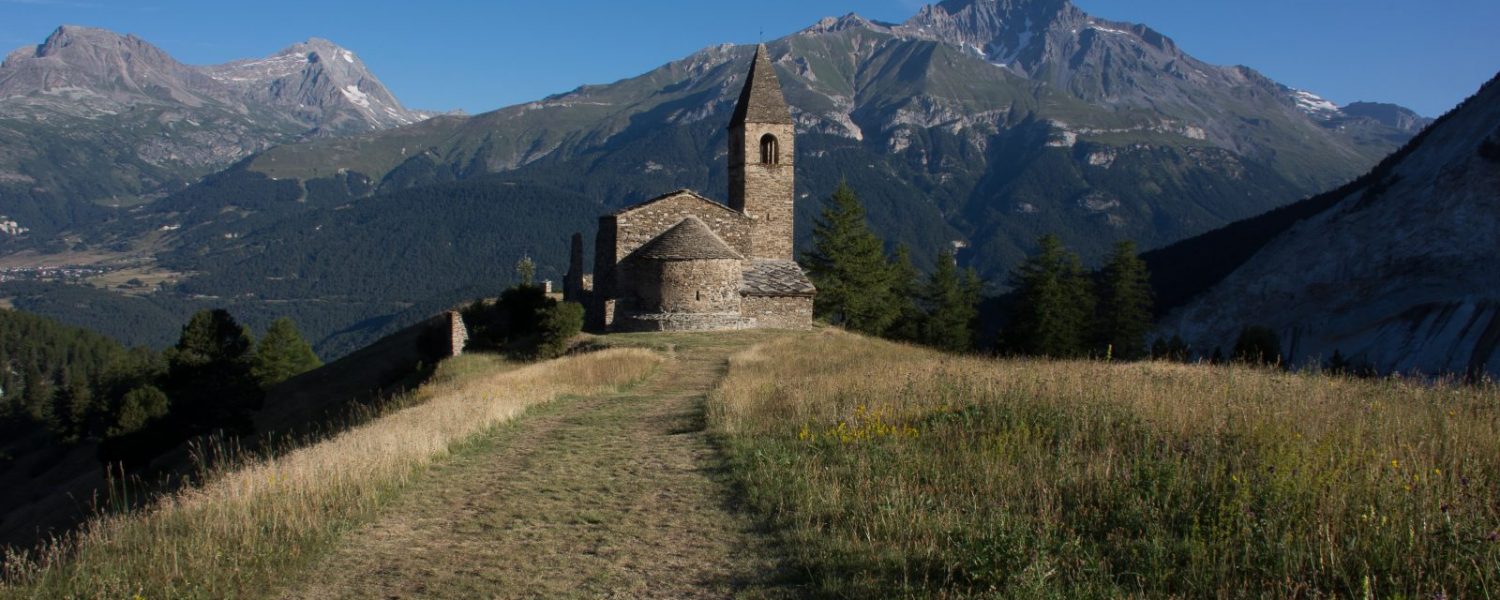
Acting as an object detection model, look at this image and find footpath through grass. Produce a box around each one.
[277,329,798,598]
[712,329,1500,598]
[1,349,660,599]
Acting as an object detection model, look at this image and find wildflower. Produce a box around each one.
[1391,459,1400,469]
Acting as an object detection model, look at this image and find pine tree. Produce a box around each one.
[165,309,262,434]
[802,182,899,335]
[1002,235,1095,357]
[920,249,980,352]
[252,318,323,387]
[886,245,925,342]
[1093,240,1154,360]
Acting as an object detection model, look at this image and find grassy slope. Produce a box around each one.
[1,348,660,599]
[712,330,1500,597]
[7,328,1493,597]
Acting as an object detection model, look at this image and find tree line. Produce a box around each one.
[0,309,322,466]
[804,182,1291,366]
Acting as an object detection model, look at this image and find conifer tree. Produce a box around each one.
[920,249,981,352]
[252,317,323,387]
[165,309,262,434]
[802,182,899,335]
[1002,235,1094,357]
[886,244,925,342]
[1093,240,1154,360]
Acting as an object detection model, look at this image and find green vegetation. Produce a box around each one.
[803,181,903,336]
[712,330,1500,597]
[1093,240,1154,360]
[536,301,585,360]
[461,284,583,360]
[0,309,131,443]
[1000,234,1096,357]
[252,318,323,387]
[804,183,983,352]
[915,248,982,352]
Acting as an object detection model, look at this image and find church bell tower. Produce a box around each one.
[727,44,795,261]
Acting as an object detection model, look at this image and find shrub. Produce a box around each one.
[535,302,584,359]
[106,385,169,437]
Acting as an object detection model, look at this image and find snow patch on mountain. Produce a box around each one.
[341,85,371,108]
[1291,90,1341,116]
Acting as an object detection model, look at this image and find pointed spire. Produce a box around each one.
[729,44,792,128]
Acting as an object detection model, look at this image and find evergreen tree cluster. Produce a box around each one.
[803,182,983,351]
[0,308,322,467]
[1000,236,1156,360]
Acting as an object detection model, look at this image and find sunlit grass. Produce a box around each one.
[711,329,1500,597]
[1,349,661,599]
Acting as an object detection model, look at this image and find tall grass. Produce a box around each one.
[2,349,660,599]
[712,330,1500,598]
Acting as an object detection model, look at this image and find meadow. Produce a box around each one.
[711,330,1500,598]
[0,348,660,599]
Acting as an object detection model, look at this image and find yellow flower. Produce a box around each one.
[1391,459,1400,469]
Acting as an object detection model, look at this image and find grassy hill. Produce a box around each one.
[2,329,1493,598]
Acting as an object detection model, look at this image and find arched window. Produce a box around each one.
[759,134,779,165]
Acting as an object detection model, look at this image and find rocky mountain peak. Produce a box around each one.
[1340,102,1433,132]
[204,37,427,134]
[0,25,227,107]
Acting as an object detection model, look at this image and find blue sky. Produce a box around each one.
[1,0,1495,117]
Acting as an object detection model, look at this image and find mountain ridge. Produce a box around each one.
[1150,70,1500,376]
[0,0,1444,361]
[0,25,430,234]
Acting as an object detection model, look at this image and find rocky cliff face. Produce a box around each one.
[1158,72,1500,377]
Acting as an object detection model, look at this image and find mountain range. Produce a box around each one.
[0,0,1450,362]
[0,25,431,234]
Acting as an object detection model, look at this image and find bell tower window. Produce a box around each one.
[759,134,779,165]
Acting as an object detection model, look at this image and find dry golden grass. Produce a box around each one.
[712,329,1500,597]
[1,348,660,599]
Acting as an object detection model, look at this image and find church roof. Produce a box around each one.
[609,189,746,218]
[628,216,743,261]
[729,44,793,128]
[741,259,816,297]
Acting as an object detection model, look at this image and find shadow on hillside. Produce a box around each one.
[0,313,458,552]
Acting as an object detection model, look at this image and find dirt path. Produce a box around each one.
[280,335,797,599]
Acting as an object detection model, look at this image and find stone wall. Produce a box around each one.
[728,122,796,261]
[614,192,751,260]
[741,295,813,330]
[594,192,751,319]
[613,312,753,332]
[623,257,742,315]
[446,310,469,356]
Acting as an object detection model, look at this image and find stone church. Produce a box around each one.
[563,44,816,332]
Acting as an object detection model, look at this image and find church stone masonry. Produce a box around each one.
[563,44,816,332]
